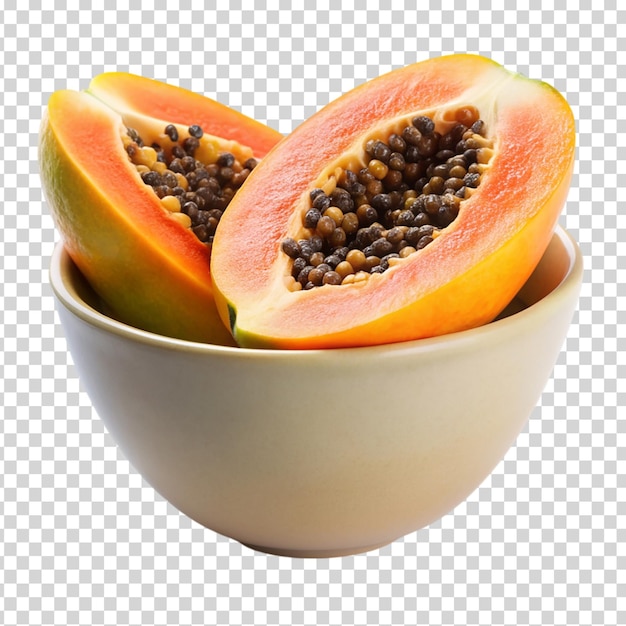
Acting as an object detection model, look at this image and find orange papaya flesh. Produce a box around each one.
[211,54,576,349]
[87,72,280,159]
[39,77,282,344]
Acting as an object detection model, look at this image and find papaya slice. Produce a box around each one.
[211,54,576,349]
[39,74,282,344]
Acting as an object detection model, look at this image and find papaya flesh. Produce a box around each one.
[39,74,282,344]
[211,55,576,349]
[87,72,281,160]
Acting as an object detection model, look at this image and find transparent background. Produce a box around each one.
[1,1,623,625]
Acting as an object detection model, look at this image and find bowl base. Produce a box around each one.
[241,539,394,559]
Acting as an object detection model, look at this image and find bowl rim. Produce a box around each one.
[49,225,583,359]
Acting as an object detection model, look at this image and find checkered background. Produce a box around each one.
[1,1,623,625]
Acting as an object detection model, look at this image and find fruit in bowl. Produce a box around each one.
[42,56,580,556]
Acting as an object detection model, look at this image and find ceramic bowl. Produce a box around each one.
[49,226,582,558]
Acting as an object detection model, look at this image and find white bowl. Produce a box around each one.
[50,226,582,558]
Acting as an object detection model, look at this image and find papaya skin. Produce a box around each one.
[211,54,576,349]
[39,80,282,345]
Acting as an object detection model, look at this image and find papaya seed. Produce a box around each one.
[322,271,342,285]
[368,159,389,180]
[164,124,178,142]
[316,215,336,238]
[412,115,436,135]
[124,123,258,244]
[169,212,192,228]
[324,206,344,227]
[309,252,326,267]
[136,146,158,169]
[281,110,494,288]
[335,261,354,279]
[188,124,203,139]
[160,195,181,213]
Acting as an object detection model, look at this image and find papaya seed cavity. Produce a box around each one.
[281,107,494,290]
[123,124,259,245]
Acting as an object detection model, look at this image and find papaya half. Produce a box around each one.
[211,54,576,349]
[39,73,283,345]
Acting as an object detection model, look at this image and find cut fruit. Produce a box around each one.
[39,74,283,344]
[211,54,576,349]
